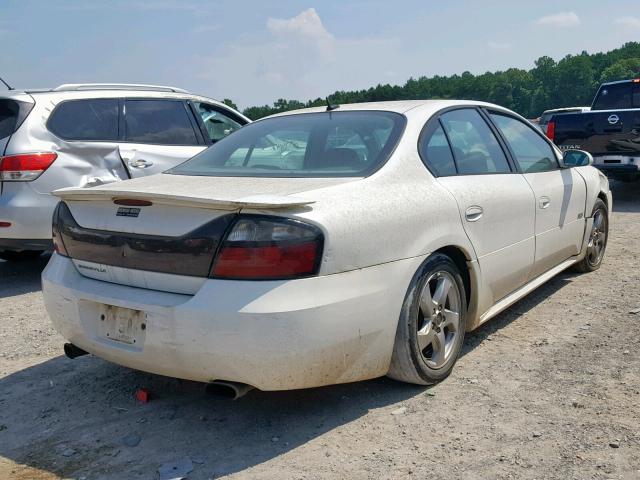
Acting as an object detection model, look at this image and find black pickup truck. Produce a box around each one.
[547,79,640,181]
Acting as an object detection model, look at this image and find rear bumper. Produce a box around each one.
[594,164,638,173]
[0,238,52,251]
[42,253,425,391]
[0,182,58,246]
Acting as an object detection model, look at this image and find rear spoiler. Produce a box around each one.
[52,187,315,210]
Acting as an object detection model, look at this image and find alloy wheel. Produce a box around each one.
[416,271,462,369]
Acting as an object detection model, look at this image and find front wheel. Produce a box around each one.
[387,253,467,385]
[572,199,608,273]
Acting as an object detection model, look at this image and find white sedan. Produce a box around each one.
[42,100,611,396]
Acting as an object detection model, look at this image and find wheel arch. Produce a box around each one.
[431,244,481,331]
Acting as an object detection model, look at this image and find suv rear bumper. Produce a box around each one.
[0,183,58,249]
[594,164,639,181]
[0,238,52,251]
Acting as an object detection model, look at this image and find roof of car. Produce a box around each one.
[266,99,501,118]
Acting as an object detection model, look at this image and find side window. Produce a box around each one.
[419,124,456,176]
[490,113,558,173]
[440,109,511,175]
[48,99,118,141]
[124,100,198,145]
[194,102,243,143]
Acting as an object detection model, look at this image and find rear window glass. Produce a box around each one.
[48,99,118,141]
[592,82,640,110]
[0,100,21,139]
[124,100,198,145]
[167,111,406,178]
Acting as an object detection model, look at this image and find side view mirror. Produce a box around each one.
[561,149,593,168]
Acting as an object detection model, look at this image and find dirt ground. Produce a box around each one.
[0,181,639,480]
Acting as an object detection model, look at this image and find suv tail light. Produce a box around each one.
[546,120,555,142]
[211,216,323,280]
[0,152,58,181]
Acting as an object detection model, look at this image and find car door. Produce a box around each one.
[421,108,537,305]
[46,98,130,187]
[488,111,587,279]
[118,98,207,177]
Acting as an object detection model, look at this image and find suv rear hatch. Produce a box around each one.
[0,94,35,156]
[0,94,36,187]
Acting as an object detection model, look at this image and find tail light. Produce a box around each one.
[546,120,555,142]
[52,202,69,257]
[211,216,323,280]
[0,152,58,181]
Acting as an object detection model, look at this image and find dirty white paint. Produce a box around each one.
[42,99,612,390]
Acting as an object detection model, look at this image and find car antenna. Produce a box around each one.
[0,76,13,90]
[325,96,339,111]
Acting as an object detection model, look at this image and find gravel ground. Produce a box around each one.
[0,181,639,480]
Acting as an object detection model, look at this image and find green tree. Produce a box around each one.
[241,42,640,120]
[222,98,238,111]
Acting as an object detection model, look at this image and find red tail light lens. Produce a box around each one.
[546,120,555,142]
[211,216,323,280]
[0,152,58,181]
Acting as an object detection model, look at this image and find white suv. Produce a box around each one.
[0,83,249,261]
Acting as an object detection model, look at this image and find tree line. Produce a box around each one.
[230,41,640,120]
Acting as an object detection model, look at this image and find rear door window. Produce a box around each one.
[48,99,118,141]
[124,99,198,145]
[439,109,511,175]
[489,113,559,173]
[419,124,457,176]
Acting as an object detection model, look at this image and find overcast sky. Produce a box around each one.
[2,0,639,109]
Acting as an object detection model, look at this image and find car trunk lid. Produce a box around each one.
[53,174,356,293]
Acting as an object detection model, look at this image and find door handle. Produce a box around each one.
[128,158,153,169]
[539,196,551,209]
[465,206,483,222]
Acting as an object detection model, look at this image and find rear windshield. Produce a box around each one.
[592,82,640,110]
[167,111,406,178]
[0,99,32,140]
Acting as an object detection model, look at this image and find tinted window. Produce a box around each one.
[440,109,510,174]
[592,82,638,110]
[195,102,243,143]
[490,113,558,173]
[125,100,198,145]
[168,111,405,178]
[419,124,456,176]
[0,100,21,139]
[48,99,118,141]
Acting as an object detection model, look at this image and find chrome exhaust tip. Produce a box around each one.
[206,380,254,400]
[63,343,89,359]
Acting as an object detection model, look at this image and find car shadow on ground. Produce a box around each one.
[0,253,50,297]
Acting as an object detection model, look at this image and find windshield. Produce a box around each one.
[592,82,640,110]
[167,111,406,178]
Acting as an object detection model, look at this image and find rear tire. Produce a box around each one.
[572,199,608,273]
[0,250,44,262]
[387,253,467,385]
